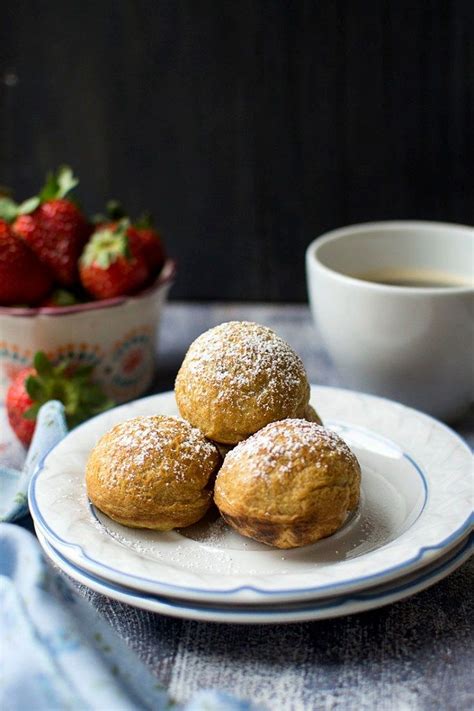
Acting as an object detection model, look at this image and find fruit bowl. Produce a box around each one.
[0,260,176,403]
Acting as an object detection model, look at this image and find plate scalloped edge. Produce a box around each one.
[36,528,473,625]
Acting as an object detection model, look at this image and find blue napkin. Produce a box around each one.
[0,400,68,522]
[0,523,258,711]
[0,403,260,711]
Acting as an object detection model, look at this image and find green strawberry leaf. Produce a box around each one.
[101,398,115,412]
[21,349,114,429]
[106,200,126,220]
[112,218,130,234]
[79,384,106,405]
[92,202,126,224]
[56,166,79,198]
[39,166,79,202]
[81,220,131,269]
[33,351,53,376]
[62,380,80,416]
[0,197,19,222]
[134,211,154,229]
[38,171,59,202]
[95,250,114,269]
[25,374,47,402]
[48,289,78,306]
[55,362,70,377]
[23,403,41,420]
[72,364,95,378]
[17,196,40,215]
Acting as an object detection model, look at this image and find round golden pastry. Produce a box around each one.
[214,419,360,549]
[86,415,221,530]
[175,321,321,444]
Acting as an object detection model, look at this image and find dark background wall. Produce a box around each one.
[1,1,473,301]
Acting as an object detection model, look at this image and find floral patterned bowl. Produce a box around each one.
[0,260,176,403]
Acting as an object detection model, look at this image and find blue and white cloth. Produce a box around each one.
[0,403,260,711]
[0,401,68,522]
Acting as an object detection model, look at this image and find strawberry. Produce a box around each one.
[128,216,165,272]
[0,219,53,305]
[94,202,165,273]
[6,367,37,445]
[0,167,92,286]
[79,219,149,299]
[6,351,114,447]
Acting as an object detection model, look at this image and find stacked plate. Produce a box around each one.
[29,387,473,624]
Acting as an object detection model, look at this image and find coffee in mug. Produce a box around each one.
[306,221,474,421]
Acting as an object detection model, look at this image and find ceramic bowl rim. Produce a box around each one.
[0,259,177,318]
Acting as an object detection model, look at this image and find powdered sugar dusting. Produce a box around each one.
[90,415,218,488]
[176,321,308,415]
[180,514,230,546]
[224,419,358,478]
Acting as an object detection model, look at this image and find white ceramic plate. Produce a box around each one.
[36,527,473,624]
[29,387,473,604]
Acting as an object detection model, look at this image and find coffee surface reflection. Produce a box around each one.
[353,268,472,288]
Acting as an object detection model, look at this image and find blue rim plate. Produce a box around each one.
[36,526,473,624]
[29,387,474,605]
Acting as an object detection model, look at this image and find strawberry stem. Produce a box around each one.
[39,166,79,202]
[0,166,80,221]
[80,219,131,269]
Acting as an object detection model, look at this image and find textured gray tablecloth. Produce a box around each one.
[42,303,474,710]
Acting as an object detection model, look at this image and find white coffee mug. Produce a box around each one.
[306,221,474,421]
